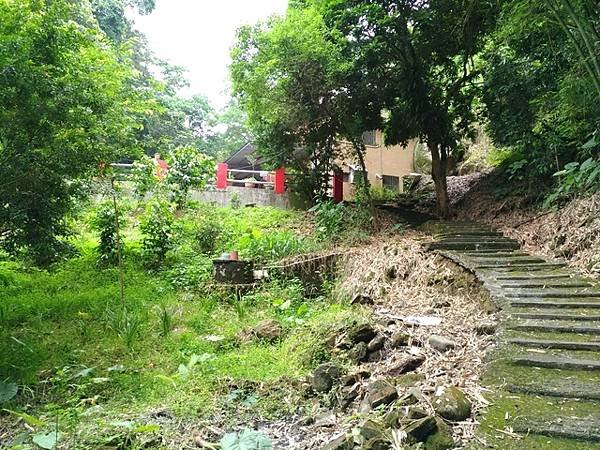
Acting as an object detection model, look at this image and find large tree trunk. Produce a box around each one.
[429,142,450,218]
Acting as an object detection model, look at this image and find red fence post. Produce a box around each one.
[216,163,228,190]
[333,171,343,203]
[274,167,286,194]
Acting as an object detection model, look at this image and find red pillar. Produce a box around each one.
[333,171,343,203]
[216,163,228,190]
[274,167,286,194]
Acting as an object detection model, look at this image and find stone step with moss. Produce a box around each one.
[508,338,600,351]
[510,299,600,309]
[508,321,600,334]
[500,280,593,289]
[505,290,600,298]
[512,311,600,321]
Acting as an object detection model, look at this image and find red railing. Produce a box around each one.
[216,163,286,194]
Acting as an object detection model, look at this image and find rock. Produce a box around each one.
[351,293,374,306]
[475,323,497,335]
[407,406,428,420]
[349,323,377,344]
[367,334,385,352]
[348,341,368,363]
[253,319,283,342]
[367,350,383,363]
[386,355,425,376]
[314,410,337,427]
[342,370,371,386]
[312,363,342,393]
[366,379,398,408]
[428,335,456,352]
[405,416,437,443]
[398,387,422,406]
[425,418,455,450]
[390,331,410,347]
[385,266,397,280]
[339,384,360,410]
[359,419,386,442]
[433,386,472,421]
[322,433,353,450]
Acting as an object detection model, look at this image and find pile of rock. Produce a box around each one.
[307,321,472,449]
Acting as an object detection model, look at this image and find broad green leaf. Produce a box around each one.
[0,382,18,403]
[32,431,60,449]
[3,409,45,427]
[133,424,161,433]
[220,429,272,450]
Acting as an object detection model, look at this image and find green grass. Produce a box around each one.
[0,202,361,448]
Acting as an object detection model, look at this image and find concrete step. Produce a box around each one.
[434,231,504,239]
[514,354,600,370]
[479,263,566,271]
[506,290,600,298]
[510,322,600,334]
[513,312,600,321]
[513,416,600,442]
[429,241,521,251]
[464,251,529,257]
[496,274,572,281]
[500,280,592,289]
[507,380,600,400]
[509,338,600,351]
[511,300,600,309]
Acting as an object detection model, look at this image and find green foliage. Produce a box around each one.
[155,303,173,338]
[238,230,309,263]
[370,186,400,202]
[140,198,175,269]
[230,192,242,209]
[310,201,346,240]
[0,380,17,403]
[195,221,223,255]
[165,146,214,207]
[0,0,151,265]
[130,155,157,198]
[220,428,272,450]
[90,200,126,266]
[482,0,600,192]
[546,157,600,206]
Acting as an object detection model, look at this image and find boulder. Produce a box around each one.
[425,418,455,450]
[339,384,360,410]
[404,416,437,443]
[367,350,383,363]
[428,335,456,352]
[390,331,410,347]
[475,323,497,336]
[348,341,368,363]
[366,379,398,408]
[386,355,425,376]
[312,363,342,393]
[433,386,472,421]
[253,319,283,342]
[349,323,377,344]
[367,334,385,352]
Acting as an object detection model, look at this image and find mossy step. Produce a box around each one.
[464,251,529,257]
[429,241,520,251]
[513,354,600,370]
[470,258,547,266]
[513,312,600,321]
[496,274,573,281]
[507,380,600,400]
[509,338,600,351]
[506,291,600,298]
[501,280,592,289]
[476,262,565,270]
[510,300,600,309]
[513,416,600,442]
[509,322,600,334]
[434,231,504,238]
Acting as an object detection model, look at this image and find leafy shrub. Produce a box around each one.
[166,146,214,208]
[545,157,600,206]
[130,155,157,198]
[370,186,399,202]
[310,201,346,240]
[164,256,213,290]
[195,221,223,255]
[90,200,126,266]
[238,230,308,263]
[230,192,241,209]
[140,198,175,269]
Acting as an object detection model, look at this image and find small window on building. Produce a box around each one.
[382,175,400,192]
[362,130,377,146]
[342,172,350,183]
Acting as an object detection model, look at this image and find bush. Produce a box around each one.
[310,201,346,240]
[166,146,214,208]
[140,198,175,269]
[370,186,400,202]
[545,157,600,206]
[90,200,126,266]
[238,230,309,263]
[195,221,223,255]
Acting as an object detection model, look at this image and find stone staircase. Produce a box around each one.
[427,221,600,449]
